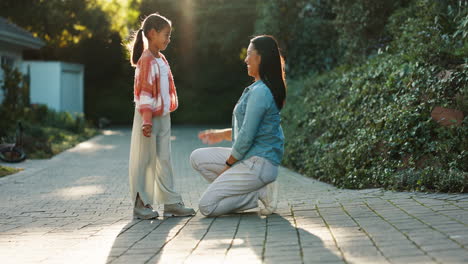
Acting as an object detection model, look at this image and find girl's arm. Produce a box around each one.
[134,56,157,137]
[135,56,156,127]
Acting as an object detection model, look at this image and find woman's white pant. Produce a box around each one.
[190,147,278,217]
[128,110,182,206]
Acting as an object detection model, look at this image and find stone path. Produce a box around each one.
[0,127,467,264]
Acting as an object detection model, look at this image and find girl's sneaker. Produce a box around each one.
[164,202,196,217]
[133,204,159,219]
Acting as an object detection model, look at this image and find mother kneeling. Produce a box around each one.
[190,35,286,217]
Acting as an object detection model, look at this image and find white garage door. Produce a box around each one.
[60,70,81,113]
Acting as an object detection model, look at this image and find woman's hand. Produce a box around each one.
[198,129,226,145]
[218,154,237,176]
[218,165,230,176]
[142,124,152,137]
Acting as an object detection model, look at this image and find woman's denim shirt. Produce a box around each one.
[231,80,284,165]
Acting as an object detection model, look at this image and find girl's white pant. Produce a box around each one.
[190,147,278,217]
[128,110,182,206]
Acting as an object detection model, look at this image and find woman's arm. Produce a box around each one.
[198,128,232,144]
[198,128,236,175]
[231,88,269,161]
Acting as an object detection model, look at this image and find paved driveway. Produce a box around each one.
[0,127,467,264]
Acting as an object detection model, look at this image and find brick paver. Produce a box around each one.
[0,127,467,264]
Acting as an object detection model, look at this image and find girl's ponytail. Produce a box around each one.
[128,14,171,67]
[130,29,144,67]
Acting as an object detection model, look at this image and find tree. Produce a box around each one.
[1,0,139,124]
[137,0,259,124]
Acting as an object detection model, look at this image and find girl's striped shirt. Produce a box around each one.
[134,49,178,126]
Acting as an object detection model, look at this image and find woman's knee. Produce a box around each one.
[189,148,204,170]
[198,198,216,217]
[198,206,213,217]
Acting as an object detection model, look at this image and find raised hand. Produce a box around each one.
[198,129,225,145]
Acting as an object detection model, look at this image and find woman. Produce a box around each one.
[190,35,286,217]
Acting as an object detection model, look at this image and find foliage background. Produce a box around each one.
[0,0,466,191]
[260,0,467,192]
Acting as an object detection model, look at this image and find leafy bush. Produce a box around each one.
[23,105,87,134]
[281,0,467,192]
[332,0,405,63]
[0,64,29,137]
[255,0,339,77]
[135,0,258,125]
[0,65,98,159]
[18,122,98,159]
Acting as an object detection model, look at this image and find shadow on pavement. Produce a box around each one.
[105,212,343,264]
[208,213,343,264]
[106,216,187,263]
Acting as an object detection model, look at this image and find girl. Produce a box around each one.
[128,13,195,219]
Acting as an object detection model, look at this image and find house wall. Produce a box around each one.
[22,61,84,114]
[60,63,84,114]
[22,61,61,111]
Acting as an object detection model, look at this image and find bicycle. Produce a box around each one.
[0,122,26,163]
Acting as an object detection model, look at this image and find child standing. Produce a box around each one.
[128,13,195,219]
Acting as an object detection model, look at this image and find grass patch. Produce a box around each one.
[0,165,22,178]
[1,104,101,159]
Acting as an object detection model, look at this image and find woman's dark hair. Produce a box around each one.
[129,13,172,67]
[250,35,287,110]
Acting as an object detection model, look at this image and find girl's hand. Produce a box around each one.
[142,124,152,137]
[198,129,225,144]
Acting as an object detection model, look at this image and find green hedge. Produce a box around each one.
[1,66,99,159]
[281,0,467,192]
[255,0,339,77]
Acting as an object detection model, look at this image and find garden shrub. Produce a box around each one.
[255,0,339,77]
[332,0,406,63]
[281,0,467,192]
[0,64,29,138]
[1,65,98,159]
